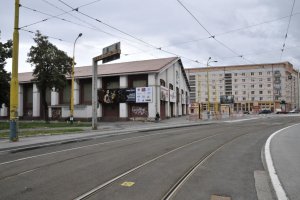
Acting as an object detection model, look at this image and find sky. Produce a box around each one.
[1,0,300,73]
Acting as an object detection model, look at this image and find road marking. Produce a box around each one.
[121,181,135,187]
[211,195,231,200]
[264,123,300,200]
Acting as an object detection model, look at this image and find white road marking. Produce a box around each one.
[264,123,300,200]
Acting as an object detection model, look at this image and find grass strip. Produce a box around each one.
[0,121,91,130]
[0,128,84,139]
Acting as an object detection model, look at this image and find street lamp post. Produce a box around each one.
[70,33,82,124]
[206,57,217,119]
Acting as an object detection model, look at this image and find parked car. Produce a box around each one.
[243,111,250,114]
[289,109,300,113]
[259,110,272,114]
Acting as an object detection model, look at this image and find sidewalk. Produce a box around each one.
[0,116,217,152]
[265,123,300,200]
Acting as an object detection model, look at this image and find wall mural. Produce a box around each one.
[131,106,148,116]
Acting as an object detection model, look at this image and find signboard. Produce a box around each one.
[136,87,153,103]
[160,86,169,101]
[169,90,176,102]
[220,95,234,104]
[181,93,186,104]
[93,42,121,63]
[98,88,136,104]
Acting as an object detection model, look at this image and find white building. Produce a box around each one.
[0,57,190,121]
[186,62,300,113]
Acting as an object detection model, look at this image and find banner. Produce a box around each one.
[220,95,234,104]
[136,87,153,103]
[169,89,176,102]
[98,88,136,104]
[160,86,169,101]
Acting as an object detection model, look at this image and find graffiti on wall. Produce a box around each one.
[131,106,148,116]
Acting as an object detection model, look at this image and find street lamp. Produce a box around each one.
[206,57,217,119]
[70,33,82,124]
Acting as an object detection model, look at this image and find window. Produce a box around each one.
[267,84,271,87]
[133,80,147,87]
[259,78,263,81]
[259,97,263,100]
[242,73,245,76]
[268,91,272,94]
[243,85,246,88]
[235,91,238,95]
[251,97,255,101]
[259,72,263,75]
[267,78,271,81]
[251,84,255,88]
[251,72,254,76]
[189,75,195,80]
[243,97,246,101]
[243,91,246,95]
[267,71,271,75]
[242,79,245,82]
[251,91,255,94]
[160,79,166,86]
[259,84,263,88]
[234,79,238,82]
[234,73,238,76]
[251,78,255,82]
[259,91,263,94]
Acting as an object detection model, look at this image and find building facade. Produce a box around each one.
[186,62,300,113]
[0,57,190,121]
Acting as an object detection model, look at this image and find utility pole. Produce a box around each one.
[9,0,20,142]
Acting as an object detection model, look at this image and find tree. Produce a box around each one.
[0,37,12,108]
[27,31,72,122]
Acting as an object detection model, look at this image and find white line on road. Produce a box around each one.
[264,123,300,200]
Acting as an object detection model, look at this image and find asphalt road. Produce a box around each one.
[0,116,299,200]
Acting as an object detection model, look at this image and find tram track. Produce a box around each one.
[72,131,250,200]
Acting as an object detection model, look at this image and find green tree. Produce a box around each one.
[27,31,72,122]
[0,37,12,108]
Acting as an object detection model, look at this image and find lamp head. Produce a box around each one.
[78,33,83,37]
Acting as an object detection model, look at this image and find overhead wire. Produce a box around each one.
[176,0,255,64]
[56,0,207,65]
[280,0,296,60]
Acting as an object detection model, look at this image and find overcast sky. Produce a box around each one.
[1,0,300,73]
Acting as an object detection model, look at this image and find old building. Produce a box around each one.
[186,62,300,113]
[0,57,190,121]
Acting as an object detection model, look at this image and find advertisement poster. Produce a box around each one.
[98,88,136,104]
[136,87,153,103]
[169,89,176,102]
[160,86,169,101]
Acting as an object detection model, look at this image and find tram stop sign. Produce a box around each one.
[93,42,121,63]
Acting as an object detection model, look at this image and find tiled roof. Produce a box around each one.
[19,57,179,82]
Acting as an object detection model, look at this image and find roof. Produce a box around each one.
[18,57,191,90]
[185,61,293,73]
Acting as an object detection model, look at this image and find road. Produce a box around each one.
[0,116,299,200]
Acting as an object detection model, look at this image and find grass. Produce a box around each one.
[0,121,91,130]
[0,128,85,139]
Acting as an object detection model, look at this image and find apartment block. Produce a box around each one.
[186,62,300,113]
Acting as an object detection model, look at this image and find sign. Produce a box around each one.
[220,95,234,104]
[98,88,136,104]
[181,93,186,104]
[93,42,121,63]
[169,89,176,102]
[160,86,169,101]
[136,87,153,103]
